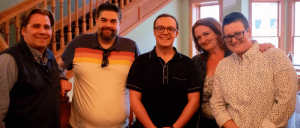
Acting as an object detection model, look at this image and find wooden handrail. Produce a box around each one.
[0,0,46,24]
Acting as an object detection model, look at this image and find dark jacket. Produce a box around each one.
[191,50,232,113]
[1,38,60,128]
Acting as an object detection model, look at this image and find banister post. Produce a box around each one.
[89,0,93,29]
[75,0,79,36]
[5,21,9,46]
[82,0,86,33]
[0,35,9,52]
[68,0,72,43]
[60,0,65,49]
[51,0,56,53]
[15,15,20,42]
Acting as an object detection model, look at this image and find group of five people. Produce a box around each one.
[0,2,298,128]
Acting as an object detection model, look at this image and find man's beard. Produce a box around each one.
[99,27,117,40]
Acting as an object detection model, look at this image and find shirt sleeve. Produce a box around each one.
[186,60,201,93]
[260,49,298,128]
[210,70,233,127]
[0,53,18,128]
[61,40,77,70]
[134,43,140,58]
[126,58,143,92]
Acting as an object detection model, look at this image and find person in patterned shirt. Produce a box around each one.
[210,12,298,128]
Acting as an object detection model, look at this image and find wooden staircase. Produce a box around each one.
[0,0,173,127]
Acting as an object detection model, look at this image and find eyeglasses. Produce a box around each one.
[154,26,177,34]
[41,61,51,83]
[101,50,111,67]
[223,29,248,43]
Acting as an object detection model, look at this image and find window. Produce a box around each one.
[200,4,219,21]
[251,2,279,48]
[190,0,222,57]
[294,1,300,65]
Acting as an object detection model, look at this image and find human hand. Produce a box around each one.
[259,43,275,53]
[222,120,238,128]
[60,79,72,96]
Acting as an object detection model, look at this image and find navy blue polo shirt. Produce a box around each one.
[126,47,201,127]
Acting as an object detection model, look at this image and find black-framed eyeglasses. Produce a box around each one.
[41,62,52,83]
[101,50,111,67]
[154,26,177,34]
[222,29,248,43]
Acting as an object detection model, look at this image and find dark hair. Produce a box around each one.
[222,12,249,32]
[96,1,122,21]
[21,8,55,28]
[192,17,227,56]
[153,13,179,30]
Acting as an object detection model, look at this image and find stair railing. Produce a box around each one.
[0,0,133,54]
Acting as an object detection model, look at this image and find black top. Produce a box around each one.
[127,47,201,127]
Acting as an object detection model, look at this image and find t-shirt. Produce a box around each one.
[61,32,140,128]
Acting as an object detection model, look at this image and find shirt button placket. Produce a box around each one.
[163,65,168,84]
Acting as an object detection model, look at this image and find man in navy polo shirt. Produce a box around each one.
[126,14,201,128]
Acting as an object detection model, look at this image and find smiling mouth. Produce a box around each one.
[35,37,48,40]
[160,37,170,40]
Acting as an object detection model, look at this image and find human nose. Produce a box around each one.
[39,28,46,34]
[200,37,206,43]
[231,36,238,43]
[162,28,168,34]
[104,22,111,28]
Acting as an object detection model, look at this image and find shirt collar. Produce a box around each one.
[149,46,182,60]
[91,32,121,51]
[233,40,259,62]
[20,37,48,63]
[197,50,232,66]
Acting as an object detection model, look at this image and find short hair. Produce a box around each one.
[192,17,227,56]
[21,8,55,28]
[222,12,249,32]
[153,13,179,30]
[96,1,122,21]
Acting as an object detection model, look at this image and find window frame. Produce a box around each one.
[287,0,300,60]
[249,0,285,50]
[189,0,222,57]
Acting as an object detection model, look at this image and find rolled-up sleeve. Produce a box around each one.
[0,53,18,128]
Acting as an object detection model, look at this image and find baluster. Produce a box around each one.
[89,0,93,28]
[5,21,9,46]
[60,0,65,48]
[120,0,124,8]
[51,0,56,53]
[82,0,86,33]
[114,0,118,6]
[15,15,20,42]
[43,0,47,9]
[96,0,99,10]
[68,0,72,43]
[125,0,129,5]
[75,0,79,36]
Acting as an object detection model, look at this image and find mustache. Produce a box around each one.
[102,27,114,31]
